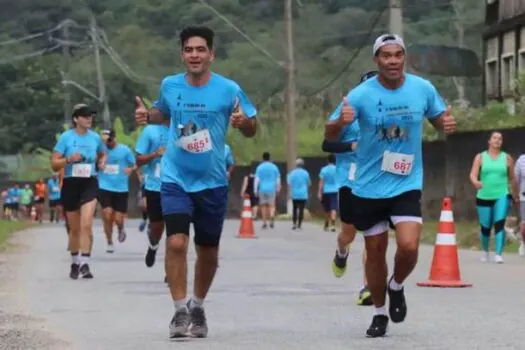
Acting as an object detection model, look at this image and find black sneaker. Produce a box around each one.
[169,307,190,338]
[145,247,157,267]
[366,315,389,338]
[292,225,297,230]
[188,303,208,338]
[79,264,93,279]
[269,220,274,229]
[387,278,407,323]
[69,264,79,280]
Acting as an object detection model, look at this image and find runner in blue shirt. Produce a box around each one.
[135,123,169,272]
[98,129,136,252]
[254,152,281,229]
[134,26,257,339]
[317,155,338,232]
[325,34,456,338]
[47,174,62,223]
[325,71,376,308]
[51,103,107,280]
[286,158,311,230]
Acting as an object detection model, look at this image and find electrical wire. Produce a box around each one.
[304,7,387,97]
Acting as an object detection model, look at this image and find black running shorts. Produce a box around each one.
[98,189,129,213]
[61,177,99,212]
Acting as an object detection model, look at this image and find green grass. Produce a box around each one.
[309,217,520,254]
[0,220,35,250]
[421,220,520,254]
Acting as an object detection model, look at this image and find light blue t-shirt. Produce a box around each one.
[255,161,281,194]
[135,124,169,192]
[225,144,234,171]
[47,178,61,200]
[324,117,360,190]
[154,73,257,193]
[287,167,311,200]
[53,129,105,178]
[98,144,136,193]
[319,164,338,194]
[338,73,446,199]
[7,187,19,203]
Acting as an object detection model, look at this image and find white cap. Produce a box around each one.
[295,158,304,166]
[373,34,406,56]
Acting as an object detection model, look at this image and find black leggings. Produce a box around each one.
[292,200,306,227]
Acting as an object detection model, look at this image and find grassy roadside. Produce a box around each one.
[307,216,520,254]
[0,220,36,251]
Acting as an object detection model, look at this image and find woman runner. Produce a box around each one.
[469,131,518,263]
[51,104,106,279]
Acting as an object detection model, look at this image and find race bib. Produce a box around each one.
[104,164,120,175]
[154,163,161,178]
[177,129,212,154]
[381,151,414,176]
[348,162,356,181]
[72,164,92,178]
[52,186,59,192]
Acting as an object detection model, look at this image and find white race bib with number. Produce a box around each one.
[348,162,356,181]
[154,163,161,178]
[72,164,92,178]
[104,164,120,175]
[177,129,212,154]
[52,186,59,192]
[381,151,414,176]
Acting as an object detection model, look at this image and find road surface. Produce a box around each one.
[0,219,524,350]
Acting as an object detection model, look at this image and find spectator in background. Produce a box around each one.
[20,184,33,219]
[241,167,259,220]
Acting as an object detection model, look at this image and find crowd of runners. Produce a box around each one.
[2,26,525,340]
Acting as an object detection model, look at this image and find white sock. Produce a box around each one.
[149,243,159,250]
[71,255,80,264]
[79,255,89,266]
[174,299,187,311]
[190,297,204,309]
[337,248,348,258]
[374,306,387,316]
[389,278,403,291]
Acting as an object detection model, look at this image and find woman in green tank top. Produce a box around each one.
[469,131,518,264]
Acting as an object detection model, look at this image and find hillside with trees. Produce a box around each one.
[0,0,521,169]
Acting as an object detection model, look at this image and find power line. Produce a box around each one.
[304,7,387,97]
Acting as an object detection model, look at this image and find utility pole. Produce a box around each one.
[90,15,111,128]
[284,0,296,174]
[284,0,297,215]
[62,22,72,125]
[389,0,403,37]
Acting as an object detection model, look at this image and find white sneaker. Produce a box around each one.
[519,242,525,256]
[107,244,115,253]
[494,255,504,264]
[481,251,489,262]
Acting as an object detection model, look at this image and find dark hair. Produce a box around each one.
[489,130,503,140]
[262,152,270,161]
[180,26,214,50]
[328,154,335,164]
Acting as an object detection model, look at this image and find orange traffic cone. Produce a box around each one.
[417,197,472,288]
[237,194,257,239]
[30,206,37,222]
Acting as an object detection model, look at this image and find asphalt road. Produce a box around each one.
[0,218,524,350]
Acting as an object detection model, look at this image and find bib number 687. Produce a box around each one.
[394,161,411,172]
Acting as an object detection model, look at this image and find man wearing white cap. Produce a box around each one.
[324,34,457,337]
